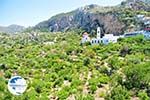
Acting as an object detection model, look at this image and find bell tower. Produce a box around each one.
[97,27,101,39]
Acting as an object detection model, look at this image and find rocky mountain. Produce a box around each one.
[0,24,25,33]
[121,0,150,11]
[35,5,125,35]
[35,0,150,35]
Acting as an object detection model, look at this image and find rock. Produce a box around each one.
[43,41,55,45]
[35,5,125,35]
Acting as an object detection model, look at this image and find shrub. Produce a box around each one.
[35,85,42,93]
[126,54,143,64]
[98,75,110,84]
[143,48,150,56]
[138,91,149,100]
[83,57,90,66]
[76,94,94,100]
[89,84,97,93]
[108,57,120,70]
[99,66,108,74]
[4,70,11,78]
[120,45,131,57]
[124,62,150,90]
[105,85,130,100]
[25,88,37,100]
[0,64,8,70]
[99,91,105,97]
[57,90,69,100]
[0,77,6,92]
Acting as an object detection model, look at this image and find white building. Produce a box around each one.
[81,27,120,45]
[102,34,120,45]
[91,38,101,44]
[143,22,150,39]
[91,27,119,45]
[91,27,101,45]
[97,27,101,39]
[81,32,90,44]
[124,31,143,37]
[144,31,150,39]
[136,15,145,21]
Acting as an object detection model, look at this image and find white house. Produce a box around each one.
[144,31,150,39]
[81,32,90,44]
[124,31,143,37]
[136,14,145,21]
[143,22,150,39]
[102,34,120,45]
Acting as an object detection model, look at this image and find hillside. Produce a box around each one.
[35,0,150,35]
[0,25,25,33]
[35,4,124,35]
[0,32,150,99]
[0,0,150,99]
[121,0,150,11]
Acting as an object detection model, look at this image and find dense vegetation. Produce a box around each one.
[0,31,150,100]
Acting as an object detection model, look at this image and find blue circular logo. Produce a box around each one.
[8,76,27,95]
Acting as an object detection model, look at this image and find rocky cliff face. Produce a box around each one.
[35,0,150,35]
[35,5,125,35]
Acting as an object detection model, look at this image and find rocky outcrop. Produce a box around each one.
[35,0,149,35]
[35,5,125,35]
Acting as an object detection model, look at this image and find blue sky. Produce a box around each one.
[0,0,124,27]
